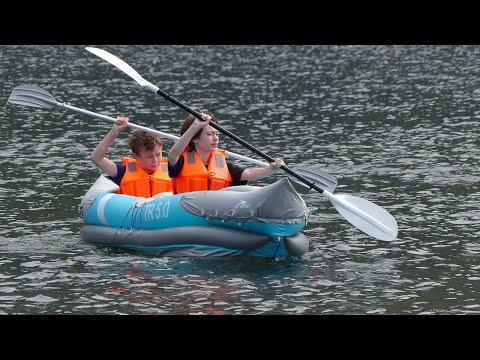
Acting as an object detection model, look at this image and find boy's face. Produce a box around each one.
[133,144,163,174]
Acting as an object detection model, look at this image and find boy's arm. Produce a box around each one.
[91,117,128,177]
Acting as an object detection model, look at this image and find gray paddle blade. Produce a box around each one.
[323,191,398,241]
[7,84,57,109]
[289,166,337,193]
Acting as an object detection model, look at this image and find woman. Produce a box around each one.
[168,111,285,194]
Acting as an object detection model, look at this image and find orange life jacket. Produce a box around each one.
[173,149,233,194]
[119,157,172,197]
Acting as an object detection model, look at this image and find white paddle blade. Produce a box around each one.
[85,47,158,92]
[323,191,398,241]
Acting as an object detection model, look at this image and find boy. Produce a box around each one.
[91,116,172,197]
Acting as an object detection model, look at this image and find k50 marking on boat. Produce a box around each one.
[144,201,170,222]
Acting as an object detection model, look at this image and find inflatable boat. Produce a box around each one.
[78,176,310,259]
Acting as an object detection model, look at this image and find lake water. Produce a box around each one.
[0,45,479,315]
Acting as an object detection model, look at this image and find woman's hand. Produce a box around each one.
[192,113,212,129]
[268,158,285,171]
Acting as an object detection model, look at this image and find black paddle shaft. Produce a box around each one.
[156,88,325,194]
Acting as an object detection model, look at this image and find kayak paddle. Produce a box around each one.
[84,47,398,241]
[6,84,336,192]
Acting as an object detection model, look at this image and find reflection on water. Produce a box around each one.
[0,45,479,314]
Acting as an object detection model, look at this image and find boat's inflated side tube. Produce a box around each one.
[80,225,310,258]
[80,225,272,250]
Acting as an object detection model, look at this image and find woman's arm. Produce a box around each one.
[240,158,285,181]
[168,113,210,166]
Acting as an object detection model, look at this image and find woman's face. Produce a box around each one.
[194,125,219,153]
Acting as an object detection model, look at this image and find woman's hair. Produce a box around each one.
[180,110,218,150]
[129,131,163,154]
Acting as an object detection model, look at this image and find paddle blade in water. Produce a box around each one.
[323,191,398,241]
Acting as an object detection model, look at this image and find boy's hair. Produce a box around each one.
[180,110,218,150]
[128,131,163,154]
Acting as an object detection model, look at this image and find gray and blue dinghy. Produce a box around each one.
[78,176,310,259]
